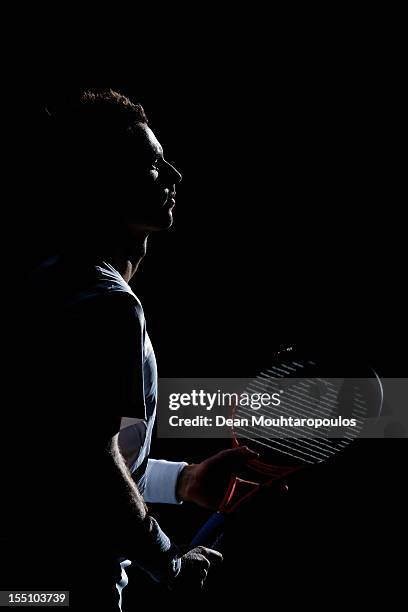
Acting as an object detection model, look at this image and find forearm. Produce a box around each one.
[108,434,148,520]
[88,436,180,582]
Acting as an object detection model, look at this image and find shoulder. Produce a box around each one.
[30,256,145,328]
[68,260,143,313]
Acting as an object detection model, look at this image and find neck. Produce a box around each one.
[65,227,149,283]
[105,231,149,283]
[116,233,149,283]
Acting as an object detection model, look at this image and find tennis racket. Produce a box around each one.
[190,347,383,548]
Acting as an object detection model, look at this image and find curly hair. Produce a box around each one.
[51,89,148,154]
[39,90,152,240]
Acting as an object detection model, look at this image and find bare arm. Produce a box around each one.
[87,435,181,583]
[107,433,148,524]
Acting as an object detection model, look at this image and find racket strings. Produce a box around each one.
[233,359,373,465]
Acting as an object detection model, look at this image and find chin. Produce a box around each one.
[127,209,174,234]
[150,208,174,231]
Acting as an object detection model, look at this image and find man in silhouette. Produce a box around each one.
[1,90,254,610]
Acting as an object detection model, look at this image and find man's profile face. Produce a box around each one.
[120,122,182,233]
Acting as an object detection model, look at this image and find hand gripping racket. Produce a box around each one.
[191,348,383,548]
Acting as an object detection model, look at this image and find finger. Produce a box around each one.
[240,445,259,456]
[239,446,260,460]
[222,446,260,467]
[263,480,289,492]
[197,547,223,565]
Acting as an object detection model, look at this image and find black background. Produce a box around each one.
[19,30,405,379]
[5,20,406,607]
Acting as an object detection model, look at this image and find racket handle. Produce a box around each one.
[190,511,226,548]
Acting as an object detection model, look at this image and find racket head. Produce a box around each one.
[231,347,383,473]
[201,348,383,536]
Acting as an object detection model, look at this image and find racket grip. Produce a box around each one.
[190,511,226,548]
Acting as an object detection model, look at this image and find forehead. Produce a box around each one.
[133,123,163,157]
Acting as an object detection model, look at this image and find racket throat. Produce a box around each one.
[220,477,261,513]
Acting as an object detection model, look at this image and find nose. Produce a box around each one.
[163,159,182,185]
